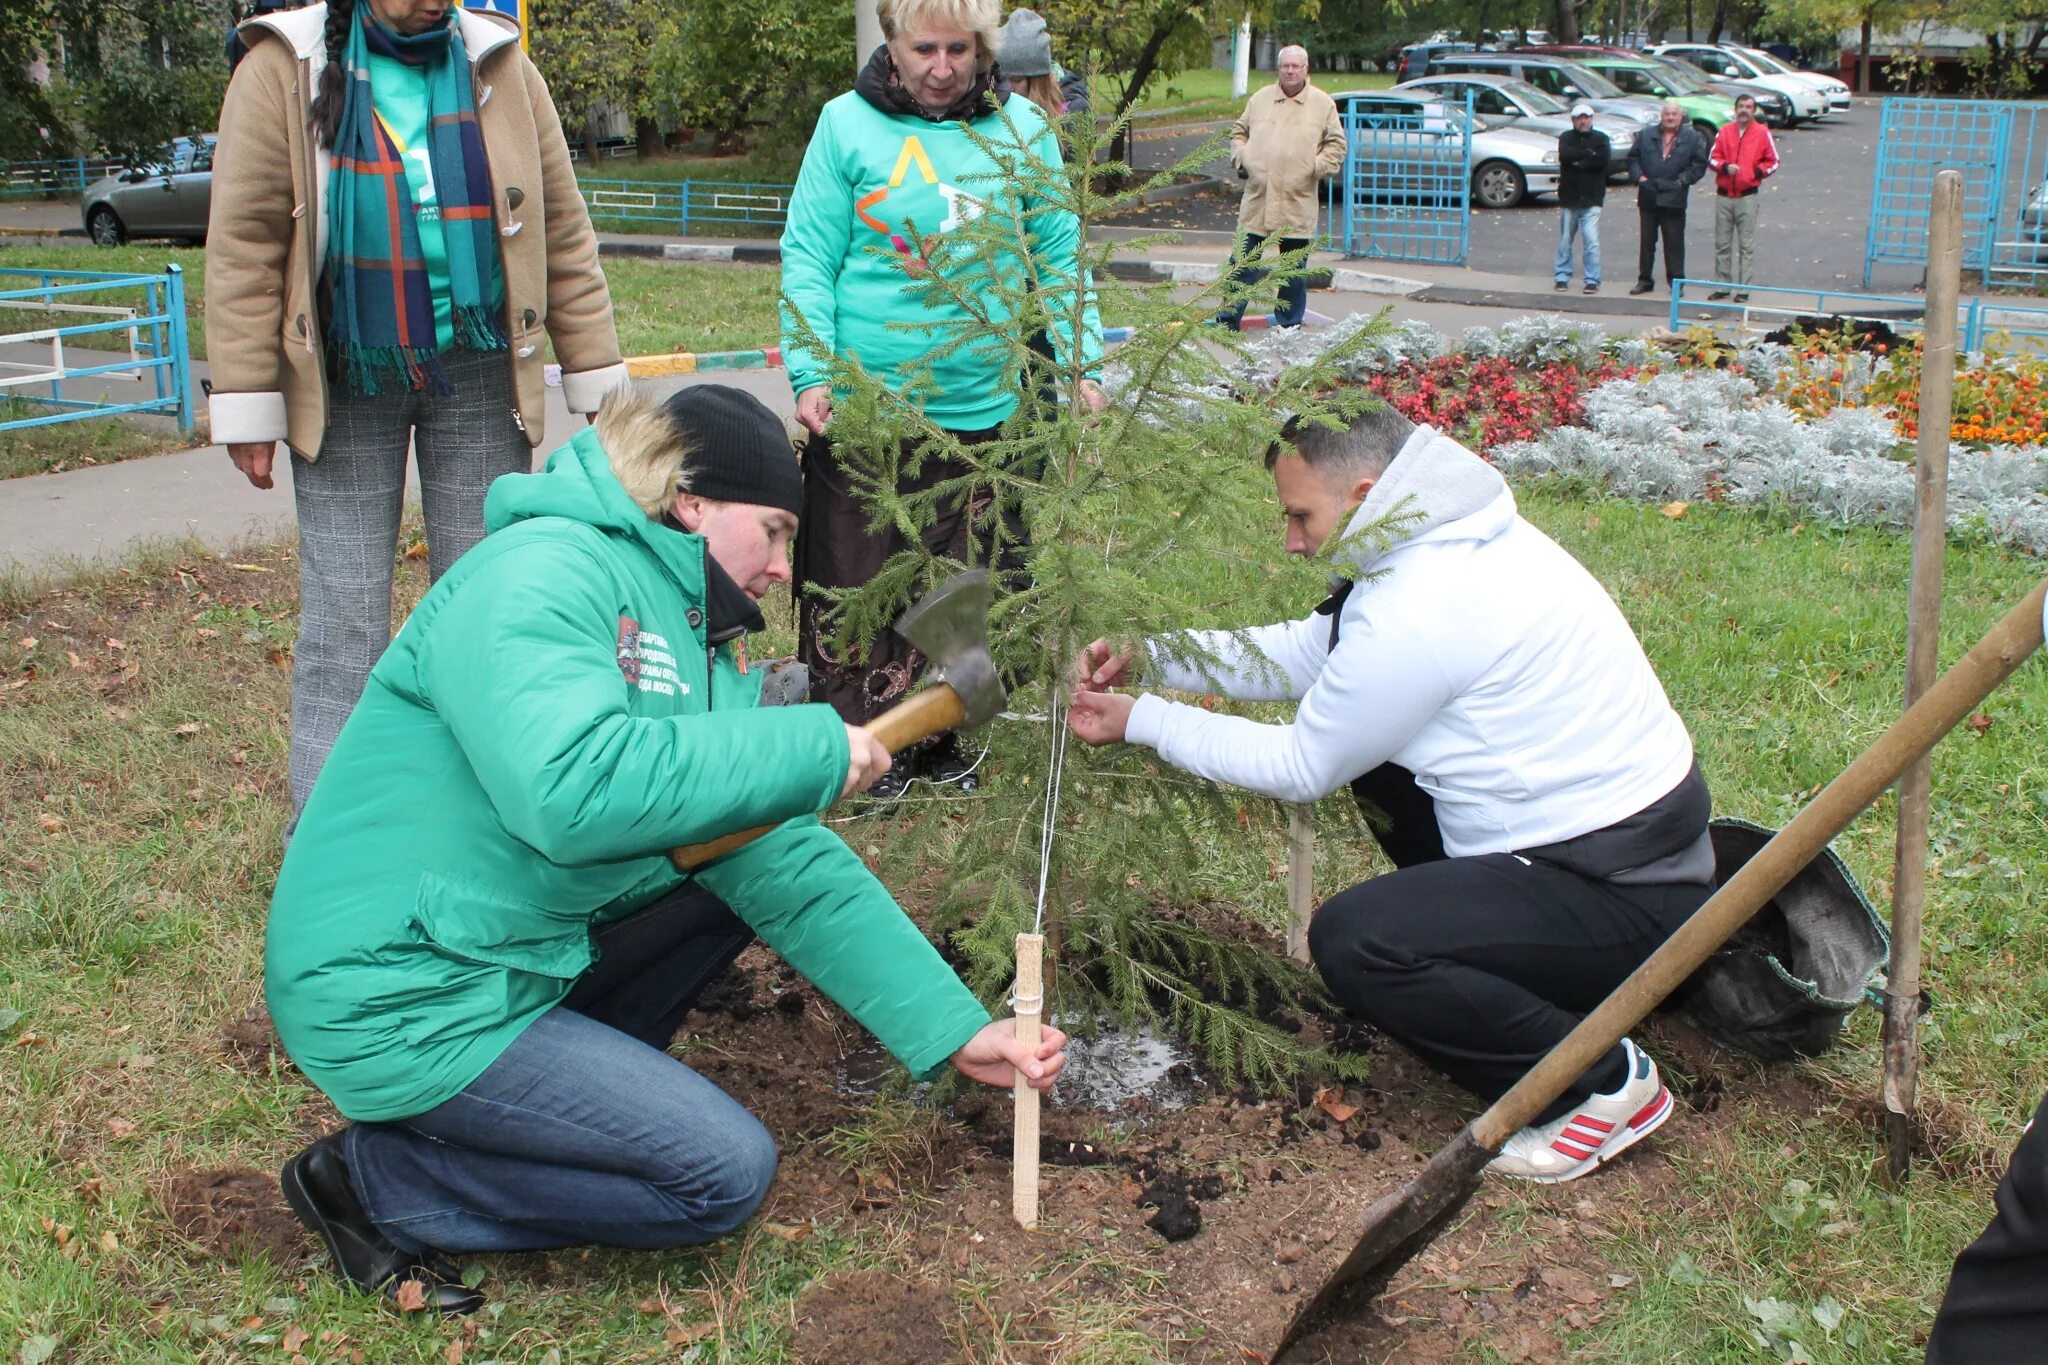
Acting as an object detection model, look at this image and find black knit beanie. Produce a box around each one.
[658,385,804,517]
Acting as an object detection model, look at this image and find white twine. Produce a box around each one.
[1033,692,1071,938]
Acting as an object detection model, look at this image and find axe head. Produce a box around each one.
[895,568,1006,729]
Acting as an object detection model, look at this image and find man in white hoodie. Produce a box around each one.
[1068,405,1713,1183]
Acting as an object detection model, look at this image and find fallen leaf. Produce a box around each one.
[444,1340,464,1364]
[17,636,36,649]
[282,1325,311,1353]
[393,1279,429,1313]
[758,1220,812,1243]
[1313,1086,1358,1123]
[637,1297,662,1314]
[172,722,201,737]
[98,1229,119,1254]
[105,637,125,651]
[1968,713,1994,734]
[66,651,84,669]
[18,1335,59,1365]
[52,1223,72,1246]
[228,563,273,573]
[194,628,218,640]
[665,1323,715,1347]
[37,814,65,833]
[405,541,430,561]
[1660,501,1690,519]
[106,1118,137,1139]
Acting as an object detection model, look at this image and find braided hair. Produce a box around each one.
[309,0,357,149]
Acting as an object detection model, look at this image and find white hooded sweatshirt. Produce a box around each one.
[1123,424,1696,859]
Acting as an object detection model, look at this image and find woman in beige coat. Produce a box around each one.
[207,0,627,812]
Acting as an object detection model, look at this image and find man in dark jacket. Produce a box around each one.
[1627,100,1709,296]
[1554,103,1611,295]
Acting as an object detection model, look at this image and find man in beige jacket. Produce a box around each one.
[1220,44,1346,329]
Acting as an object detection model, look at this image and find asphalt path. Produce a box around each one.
[1125,99,1902,296]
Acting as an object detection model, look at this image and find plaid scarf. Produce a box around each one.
[324,2,503,396]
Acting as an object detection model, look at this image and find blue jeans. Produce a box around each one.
[1220,232,1312,327]
[1554,205,1602,287]
[344,887,773,1253]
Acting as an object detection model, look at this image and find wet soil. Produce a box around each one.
[159,1167,311,1265]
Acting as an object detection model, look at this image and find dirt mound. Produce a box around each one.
[789,1269,962,1365]
[219,1002,288,1075]
[160,1166,309,1264]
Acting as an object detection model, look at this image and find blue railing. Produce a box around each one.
[2,157,123,200]
[1670,278,2048,354]
[576,178,792,235]
[1339,94,1473,266]
[0,266,195,436]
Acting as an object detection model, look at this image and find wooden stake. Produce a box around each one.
[1883,168,1963,1184]
[1286,807,1315,964]
[1012,932,1044,1229]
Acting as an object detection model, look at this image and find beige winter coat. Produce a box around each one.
[205,4,626,460]
[1229,82,1347,237]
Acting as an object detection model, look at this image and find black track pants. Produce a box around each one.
[1927,1096,2048,1363]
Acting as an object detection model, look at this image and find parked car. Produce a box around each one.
[1647,43,1832,120]
[1423,51,1660,127]
[1397,40,1476,83]
[1520,47,1749,134]
[1327,89,1562,210]
[81,135,215,246]
[1395,73,1637,176]
[1733,43,1852,108]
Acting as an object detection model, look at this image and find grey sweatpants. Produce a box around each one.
[1713,193,1760,287]
[288,350,529,810]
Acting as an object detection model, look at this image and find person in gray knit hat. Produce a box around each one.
[997,7,1089,119]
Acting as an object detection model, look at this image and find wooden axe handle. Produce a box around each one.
[667,683,970,872]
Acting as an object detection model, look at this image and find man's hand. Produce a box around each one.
[1077,378,1108,415]
[1067,689,1135,746]
[1069,637,1134,692]
[838,724,892,800]
[952,1018,1068,1090]
[796,385,833,436]
[227,441,276,490]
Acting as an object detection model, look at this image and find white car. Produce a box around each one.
[1736,45,1852,109]
[1329,90,1564,210]
[1648,44,1833,121]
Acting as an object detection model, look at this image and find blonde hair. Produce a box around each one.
[1015,73,1062,119]
[879,0,1000,70]
[596,387,694,519]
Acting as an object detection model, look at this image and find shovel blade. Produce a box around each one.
[1272,1129,1495,1359]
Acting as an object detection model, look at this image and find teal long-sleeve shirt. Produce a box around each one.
[779,90,1103,430]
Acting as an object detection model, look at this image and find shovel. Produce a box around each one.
[1272,574,2048,1358]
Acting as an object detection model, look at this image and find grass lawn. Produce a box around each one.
[1126,67,1395,126]
[0,400,200,479]
[4,447,2046,1361]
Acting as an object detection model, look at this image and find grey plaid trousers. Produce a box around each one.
[288,350,530,810]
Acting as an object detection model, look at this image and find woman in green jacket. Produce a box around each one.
[780,0,1104,796]
[268,383,1064,1315]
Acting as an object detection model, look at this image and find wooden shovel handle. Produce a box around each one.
[1470,575,2048,1151]
[667,683,970,872]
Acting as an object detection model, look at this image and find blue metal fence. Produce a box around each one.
[0,266,195,436]
[1671,278,2048,354]
[577,178,791,235]
[1863,97,2048,286]
[1339,95,1473,265]
[1,157,123,200]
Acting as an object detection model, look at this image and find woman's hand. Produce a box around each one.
[1067,689,1135,746]
[952,1018,1068,1090]
[1069,637,1135,693]
[227,441,277,490]
[796,386,833,436]
[1077,379,1107,415]
[839,724,892,799]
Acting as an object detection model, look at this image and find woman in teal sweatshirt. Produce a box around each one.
[269,384,1064,1316]
[779,0,1104,794]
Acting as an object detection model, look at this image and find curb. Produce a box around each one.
[1103,259,1427,297]
[1412,285,1670,318]
[0,227,87,240]
[599,240,783,265]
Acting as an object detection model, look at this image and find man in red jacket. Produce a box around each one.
[1706,94,1779,302]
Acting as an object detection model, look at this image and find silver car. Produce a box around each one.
[81,135,215,246]
[1330,90,1563,210]
[1395,74,1637,177]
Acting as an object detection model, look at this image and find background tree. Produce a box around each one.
[1,0,229,165]
[528,0,673,162]
[647,0,852,156]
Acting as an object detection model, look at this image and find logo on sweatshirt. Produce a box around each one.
[616,614,689,697]
[855,134,985,265]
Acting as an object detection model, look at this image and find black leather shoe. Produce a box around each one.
[281,1134,485,1317]
[920,735,982,793]
[860,765,912,803]
[1629,282,1654,296]
[1707,289,1731,300]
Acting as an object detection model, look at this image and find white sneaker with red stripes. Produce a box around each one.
[1484,1038,1674,1184]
